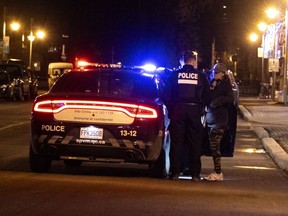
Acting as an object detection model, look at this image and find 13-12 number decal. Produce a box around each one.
[120,130,137,137]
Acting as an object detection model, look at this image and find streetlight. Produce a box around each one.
[27,33,35,68]
[266,8,279,19]
[9,18,45,67]
[10,22,20,31]
[27,18,45,69]
[36,31,45,39]
[255,7,280,101]
[250,5,288,103]
[249,33,259,42]
[10,21,26,51]
[27,30,45,68]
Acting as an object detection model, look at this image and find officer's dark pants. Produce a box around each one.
[169,103,203,177]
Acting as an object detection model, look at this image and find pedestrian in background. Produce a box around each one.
[164,50,211,181]
[204,63,235,181]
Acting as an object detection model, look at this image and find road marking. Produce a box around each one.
[0,121,30,131]
[234,165,276,170]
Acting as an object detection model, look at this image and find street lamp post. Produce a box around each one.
[284,2,288,105]
[2,7,7,59]
[28,18,34,68]
[258,22,267,98]
[27,18,45,68]
[10,22,24,46]
[261,34,266,96]
[264,8,280,101]
[10,21,25,58]
[27,32,35,68]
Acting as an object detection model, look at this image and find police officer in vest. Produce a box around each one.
[165,50,211,181]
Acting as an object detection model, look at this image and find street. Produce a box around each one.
[0,100,288,216]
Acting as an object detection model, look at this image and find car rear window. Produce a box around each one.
[0,65,22,78]
[51,69,159,99]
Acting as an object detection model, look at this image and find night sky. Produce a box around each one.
[0,0,283,70]
[1,0,176,66]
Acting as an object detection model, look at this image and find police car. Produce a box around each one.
[29,63,170,177]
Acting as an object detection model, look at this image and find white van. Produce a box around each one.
[48,62,73,89]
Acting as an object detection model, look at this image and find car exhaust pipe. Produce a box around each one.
[125,150,137,161]
[46,145,58,155]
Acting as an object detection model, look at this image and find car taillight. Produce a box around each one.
[33,100,158,119]
[136,106,157,118]
[34,100,65,113]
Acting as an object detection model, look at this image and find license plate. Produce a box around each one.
[80,127,103,139]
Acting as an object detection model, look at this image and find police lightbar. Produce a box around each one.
[140,64,157,72]
[76,61,122,69]
[77,61,97,68]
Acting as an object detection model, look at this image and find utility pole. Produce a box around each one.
[2,7,7,59]
[28,18,34,68]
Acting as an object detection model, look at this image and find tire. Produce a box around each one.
[29,145,52,173]
[8,89,16,101]
[64,160,82,167]
[149,131,170,178]
[149,149,169,178]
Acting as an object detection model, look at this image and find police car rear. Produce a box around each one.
[29,65,170,177]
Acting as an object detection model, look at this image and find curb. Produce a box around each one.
[239,105,288,171]
[252,127,269,139]
[262,138,288,171]
[238,105,251,121]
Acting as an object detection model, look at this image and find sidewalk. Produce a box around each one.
[239,97,288,172]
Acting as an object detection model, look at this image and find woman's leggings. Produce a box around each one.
[208,127,225,174]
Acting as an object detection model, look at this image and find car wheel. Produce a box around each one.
[8,89,16,101]
[149,131,170,179]
[29,145,52,173]
[149,149,169,179]
[64,160,82,167]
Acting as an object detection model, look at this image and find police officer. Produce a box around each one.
[165,51,211,181]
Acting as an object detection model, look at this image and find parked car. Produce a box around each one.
[48,62,73,89]
[0,58,26,69]
[29,64,170,178]
[0,63,38,100]
[0,70,16,100]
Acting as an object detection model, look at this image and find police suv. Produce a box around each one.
[29,63,170,177]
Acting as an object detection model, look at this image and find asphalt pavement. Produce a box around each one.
[239,97,288,172]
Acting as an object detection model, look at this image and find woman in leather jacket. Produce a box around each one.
[204,63,235,181]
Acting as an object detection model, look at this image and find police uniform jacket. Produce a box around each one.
[164,65,211,115]
[206,74,235,128]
